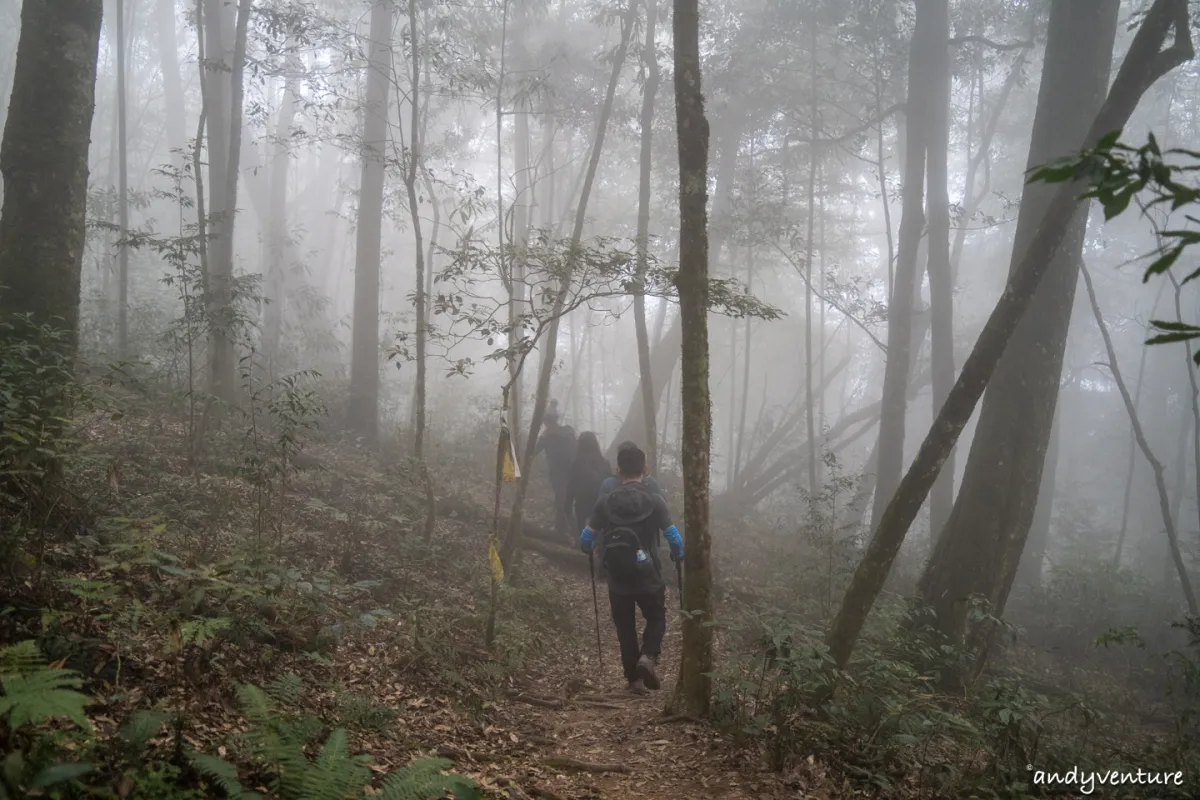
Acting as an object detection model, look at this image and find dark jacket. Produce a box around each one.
[565,455,611,526]
[581,483,681,596]
[601,473,664,500]
[535,424,576,472]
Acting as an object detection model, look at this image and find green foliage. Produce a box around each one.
[0,641,91,731]
[0,314,88,516]
[120,709,172,758]
[1028,132,1200,362]
[0,642,93,799]
[189,679,478,800]
[377,757,479,800]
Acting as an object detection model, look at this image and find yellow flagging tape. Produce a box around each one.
[488,537,505,584]
[499,422,520,482]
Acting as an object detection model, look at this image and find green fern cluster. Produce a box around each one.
[0,641,94,798]
[190,679,478,799]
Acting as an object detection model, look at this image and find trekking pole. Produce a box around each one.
[588,551,603,667]
[675,559,684,609]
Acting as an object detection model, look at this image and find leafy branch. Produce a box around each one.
[1029,131,1200,362]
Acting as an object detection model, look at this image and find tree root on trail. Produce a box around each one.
[504,690,565,709]
[498,779,566,800]
[434,745,469,761]
[542,756,632,774]
[656,713,703,724]
[573,699,623,710]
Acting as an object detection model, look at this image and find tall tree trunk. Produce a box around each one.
[916,0,1120,648]
[497,0,636,575]
[607,115,741,456]
[0,0,103,353]
[924,0,953,537]
[263,57,299,368]
[1080,263,1198,614]
[507,0,528,457]
[1114,281,1167,566]
[202,0,237,404]
[155,0,187,161]
[116,0,131,357]
[633,0,660,470]
[347,0,392,440]
[669,0,713,718]
[870,0,936,534]
[733,244,754,485]
[803,26,819,500]
[824,0,1194,671]
[405,0,428,459]
[1014,379,1065,591]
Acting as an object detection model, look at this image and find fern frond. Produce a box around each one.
[287,728,371,800]
[187,751,260,799]
[0,667,91,730]
[120,709,171,756]
[0,641,43,675]
[235,683,274,729]
[265,672,303,708]
[378,757,480,800]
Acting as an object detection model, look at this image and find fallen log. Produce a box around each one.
[542,756,631,775]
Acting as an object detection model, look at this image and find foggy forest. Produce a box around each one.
[2,0,1200,796]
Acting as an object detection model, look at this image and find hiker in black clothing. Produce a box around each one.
[579,444,684,695]
[564,431,611,534]
[533,399,576,535]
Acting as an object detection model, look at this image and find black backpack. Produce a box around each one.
[600,525,647,584]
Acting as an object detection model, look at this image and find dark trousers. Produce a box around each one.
[609,588,666,682]
[549,470,570,535]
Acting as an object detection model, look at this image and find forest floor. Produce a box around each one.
[2,411,840,799]
[14,408,1192,798]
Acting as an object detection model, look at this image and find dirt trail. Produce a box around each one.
[460,559,820,800]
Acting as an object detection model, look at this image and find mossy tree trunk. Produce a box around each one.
[0,0,103,353]
[670,0,713,719]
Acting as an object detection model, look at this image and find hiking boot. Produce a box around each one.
[627,678,648,696]
[636,654,660,690]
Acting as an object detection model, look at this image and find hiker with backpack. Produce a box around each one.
[564,432,611,536]
[532,399,576,535]
[601,440,666,501]
[579,444,684,695]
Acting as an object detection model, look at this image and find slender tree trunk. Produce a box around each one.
[925,0,953,537]
[634,0,660,470]
[873,50,895,300]
[347,0,392,440]
[1080,263,1197,614]
[1115,283,1167,566]
[916,0,1120,649]
[405,0,428,459]
[733,244,754,485]
[201,0,236,404]
[263,57,299,368]
[508,0,528,457]
[1014,379,1065,591]
[0,0,103,353]
[669,0,713,718]
[870,0,935,534]
[498,0,636,575]
[1170,274,1200,563]
[116,0,131,357]
[803,27,819,500]
[156,0,187,161]
[607,116,741,457]
[824,0,1194,670]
